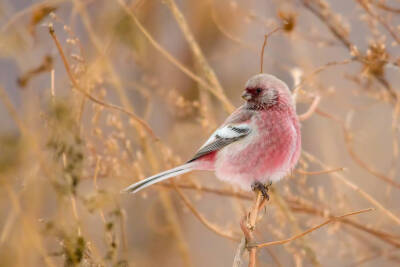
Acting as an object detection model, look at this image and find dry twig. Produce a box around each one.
[251,208,373,248]
[48,25,159,141]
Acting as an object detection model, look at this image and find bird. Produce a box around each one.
[123,73,301,198]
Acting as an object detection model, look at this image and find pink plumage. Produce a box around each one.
[124,74,301,194]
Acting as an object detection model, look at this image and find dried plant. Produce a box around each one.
[0,0,400,266]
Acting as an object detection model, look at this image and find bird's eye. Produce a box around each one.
[256,88,262,94]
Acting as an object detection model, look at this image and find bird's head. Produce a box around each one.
[241,74,293,110]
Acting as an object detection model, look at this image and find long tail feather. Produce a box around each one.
[123,163,194,194]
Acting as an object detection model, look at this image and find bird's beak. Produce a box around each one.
[241,91,252,100]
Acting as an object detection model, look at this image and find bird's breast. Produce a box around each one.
[214,109,300,189]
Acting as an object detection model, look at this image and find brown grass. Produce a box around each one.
[1,0,400,266]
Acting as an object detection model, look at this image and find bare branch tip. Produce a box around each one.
[48,24,54,34]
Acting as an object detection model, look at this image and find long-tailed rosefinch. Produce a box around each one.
[124,74,301,197]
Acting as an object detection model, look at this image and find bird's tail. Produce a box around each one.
[123,163,194,194]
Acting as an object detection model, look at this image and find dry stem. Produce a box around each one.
[117,0,235,113]
[48,25,159,141]
[303,150,400,226]
[260,27,281,73]
[233,191,266,267]
[173,183,240,241]
[252,208,373,248]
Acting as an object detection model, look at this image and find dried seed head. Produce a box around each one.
[362,41,388,77]
[278,10,297,32]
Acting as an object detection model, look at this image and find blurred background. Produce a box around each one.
[1,0,400,266]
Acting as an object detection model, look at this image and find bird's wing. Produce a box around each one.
[187,106,254,162]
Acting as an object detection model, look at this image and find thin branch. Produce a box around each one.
[287,198,400,247]
[355,0,400,44]
[162,167,345,199]
[162,183,253,200]
[292,58,353,96]
[0,0,66,33]
[265,247,283,267]
[233,191,267,267]
[260,27,281,73]
[300,0,397,101]
[298,95,321,121]
[347,247,400,267]
[252,208,373,248]
[296,167,344,176]
[117,0,235,113]
[173,183,240,241]
[163,0,227,96]
[303,150,400,226]
[48,25,159,141]
[300,0,352,49]
[316,108,400,190]
[247,192,264,267]
[270,189,321,266]
[343,122,400,190]
[371,0,400,13]
[389,95,400,182]
[0,85,26,133]
[210,3,258,52]
[163,0,232,128]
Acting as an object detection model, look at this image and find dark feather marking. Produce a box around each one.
[229,126,249,134]
[187,127,250,163]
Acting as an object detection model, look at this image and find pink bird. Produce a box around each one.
[124,74,301,198]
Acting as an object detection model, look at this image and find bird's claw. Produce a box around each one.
[251,181,270,201]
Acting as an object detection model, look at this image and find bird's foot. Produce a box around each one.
[251,181,271,201]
